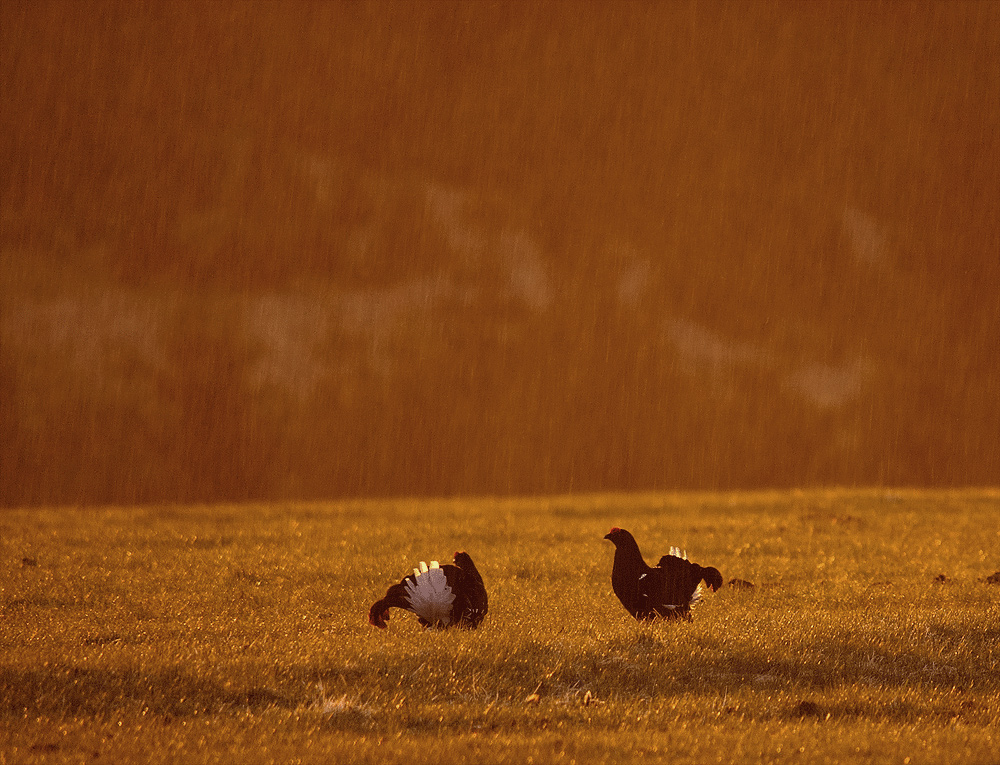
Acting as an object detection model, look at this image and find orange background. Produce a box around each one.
[2,1,998,505]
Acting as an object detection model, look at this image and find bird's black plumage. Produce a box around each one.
[604,527,722,621]
[368,550,488,629]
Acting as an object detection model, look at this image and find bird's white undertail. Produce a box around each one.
[404,561,455,626]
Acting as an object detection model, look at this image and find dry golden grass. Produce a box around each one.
[2,489,998,763]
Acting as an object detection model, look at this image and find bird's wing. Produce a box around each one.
[654,553,701,607]
[452,553,488,626]
[635,566,668,613]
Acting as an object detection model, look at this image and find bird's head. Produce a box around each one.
[453,550,484,584]
[604,527,628,545]
[701,566,724,592]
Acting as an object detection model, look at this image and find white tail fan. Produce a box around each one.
[669,546,688,560]
[404,561,455,626]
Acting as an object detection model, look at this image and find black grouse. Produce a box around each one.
[369,551,488,629]
[604,527,723,621]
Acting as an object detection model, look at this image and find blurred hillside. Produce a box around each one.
[2,1,998,506]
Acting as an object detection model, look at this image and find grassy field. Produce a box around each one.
[1,488,998,764]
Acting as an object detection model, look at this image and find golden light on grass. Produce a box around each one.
[2,489,997,762]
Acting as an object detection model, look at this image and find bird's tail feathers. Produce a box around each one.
[404,561,456,627]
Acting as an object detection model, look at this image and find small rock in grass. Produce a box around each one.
[985,571,1000,585]
[793,700,823,718]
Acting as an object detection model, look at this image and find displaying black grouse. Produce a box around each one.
[369,551,488,629]
[604,527,723,621]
